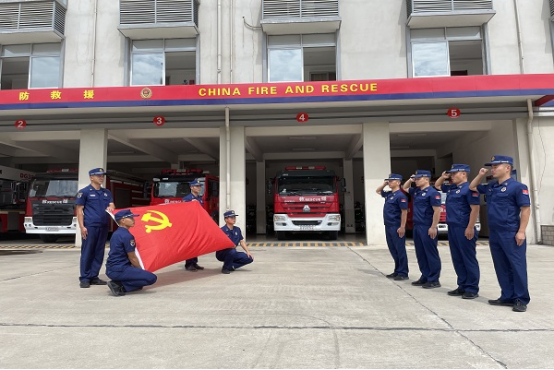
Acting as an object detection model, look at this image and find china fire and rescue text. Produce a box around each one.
[270,166,344,240]
[24,169,150,243]
[151,169,219,224]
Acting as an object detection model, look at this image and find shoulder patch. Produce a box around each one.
[522,189,529,195]
[77,192,82,198]
[400,199,407,202]
[130,239,136,247]
[435,195,441,199]
[472,192,479,197]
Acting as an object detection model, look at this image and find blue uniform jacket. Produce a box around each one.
[76,186,113,227]
[183,193,204,206]
[409,186,442,227]
[381,189,408,227]
[441,182,480,228]
[477,178,531,231]
[106,227,136,272]
[221,225,244,246]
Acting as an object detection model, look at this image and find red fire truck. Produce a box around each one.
[271,166,343,240]
[0,165,34,234]
[150,169,220,223]
[24,169,150,242]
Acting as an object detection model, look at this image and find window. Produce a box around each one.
[411,27,485,77]
[0,43,62,89]
[130,38,196,86]
[267,33,336,82]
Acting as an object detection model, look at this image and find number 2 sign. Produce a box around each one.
[15,119,27,129]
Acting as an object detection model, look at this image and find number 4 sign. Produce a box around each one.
[296,112,309,123]
[15,119,27,129]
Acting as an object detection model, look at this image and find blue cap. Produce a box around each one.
[447,164,470,173]
[114,209,140,220]
[189,179,201,186]
[385,173,403,181]
[224,210,238,218]
[413,170,432,179]
[89,168,106,176]
[484,155,514,166]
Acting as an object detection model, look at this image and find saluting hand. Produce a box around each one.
[464,226,474,240]
[441,171,449,179]
[515,231,526,246]
[479,168,489,176]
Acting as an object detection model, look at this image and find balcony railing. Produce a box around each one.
[0,0,66,43]
[119,0,199,39]
[261,0,340,35]
[407,0,495,28]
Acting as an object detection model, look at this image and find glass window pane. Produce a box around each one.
[446,27,481,40]
[411,28,445,40]
[132,40,164,52]
[131,53,164,85]
[268,35,301,47]
[32,43,62,55]
[302,33,336,47]
[30,56,60,88]
[268,48,302,82]
[412,42,449,77]
[165,38,196,51]
[2,44,31,57]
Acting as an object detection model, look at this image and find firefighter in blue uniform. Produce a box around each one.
[217,210,254,274]
[402,170,442,289]
[76,168,115,288]
[435,164,481,299]
[106,209,157,296]
[182,178,205,271]
[470,155,531,312]
[376,173,409,280]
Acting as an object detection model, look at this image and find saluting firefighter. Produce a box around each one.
[376,174,409,280]
[106,209,157,297]
[75,168,115,289]
[182,178,205,272]
[402,170,442,289]
[434,164,480,299]
[469,155,531,312]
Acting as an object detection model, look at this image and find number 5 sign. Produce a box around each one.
[15,119,27,129]
[447,108,461,119]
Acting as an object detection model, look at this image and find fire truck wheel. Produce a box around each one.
[40,234,58,243]
[276,231,287,241]
[327,231,338,241]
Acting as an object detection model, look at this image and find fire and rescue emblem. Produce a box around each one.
[501,187,507,192]
[140,87,152,99]
[130,239,136,247]
[303,205,310,212]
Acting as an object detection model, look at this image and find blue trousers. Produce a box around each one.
[385,225,408,276]
[413,224,441,282]
[448,226,480,294]
[107,266,157,292]
[216,248,253,270]
[79,225,108,282]
[489,229,530,305]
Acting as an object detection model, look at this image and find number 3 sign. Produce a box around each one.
[153,116,166,127]
[15,119,27,129]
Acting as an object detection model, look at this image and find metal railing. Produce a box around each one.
[262,0,339,19]
[407,0,493,14]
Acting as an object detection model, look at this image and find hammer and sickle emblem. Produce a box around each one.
[142,210,172,233]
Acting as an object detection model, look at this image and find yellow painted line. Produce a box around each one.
[247,242,365,247]
[405,241,489,247]
[0,245,75,249]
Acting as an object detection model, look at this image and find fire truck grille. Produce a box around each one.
[292,221,322,226]
[33,214,73,226]
[32,204,74,226]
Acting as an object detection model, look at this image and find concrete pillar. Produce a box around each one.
[219,125,247,232]
[513,118,537,243]
[363,122,390,246]
[256,160,266,234]
[343,158,356,233]
[76,129,108,246]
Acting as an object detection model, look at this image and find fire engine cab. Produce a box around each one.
[270,166,343,240]
[24,169,150,242]
[151,169,220,223]
[0,165,34,234]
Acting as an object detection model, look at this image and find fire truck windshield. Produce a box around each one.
[29,179,78,198]
[154,181,205,198]
[277,177,335,195]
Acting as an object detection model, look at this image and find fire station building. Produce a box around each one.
[1,0,554,245]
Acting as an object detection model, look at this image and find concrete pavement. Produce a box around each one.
[1,244,553,368]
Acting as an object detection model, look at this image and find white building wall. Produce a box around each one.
[533,116,554,226]
[518,0,554,74]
